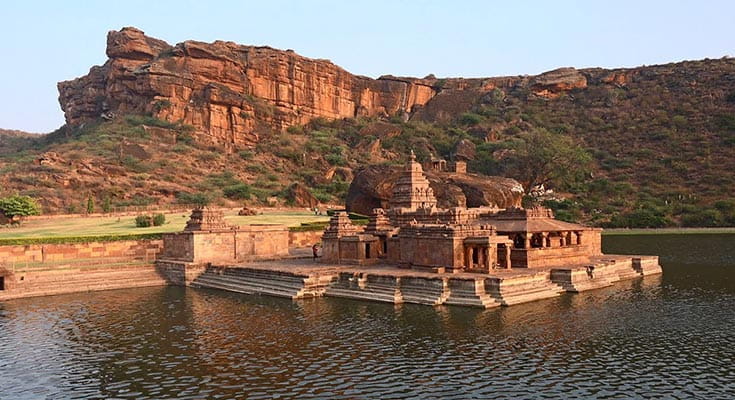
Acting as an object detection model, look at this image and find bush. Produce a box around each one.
[0,194,41,221]
[135,215,152,228]
[176,192,212,206]
[152,213,166,226]
[223,183,252,199]
[458,112,484,126]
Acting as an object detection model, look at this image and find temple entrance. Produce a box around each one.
[0,276,5,290]
[365,243,372,259]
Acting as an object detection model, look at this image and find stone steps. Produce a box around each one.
[485,274,564,306]
[399,277,448,306]
[0,267,166,300]
[443,279,500,308]
[324,273,402,304]
[191,267,336,299]
[192,274,301,299]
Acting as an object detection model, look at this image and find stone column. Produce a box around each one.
[465,246,472,268]
[541,232,549,248]
[567,232,573,246]
[559,232,566,247]
[576,231,583,245]
[483,246,490,271]
[523,234,531,249]
[505,245,512,269]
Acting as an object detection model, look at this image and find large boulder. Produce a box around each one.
[530,67,587,97]
[345,165,524,215]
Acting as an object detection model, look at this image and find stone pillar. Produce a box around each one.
[483,246,490,271]
[465,246,472,268]
[523,234,531,249]
[560,232,566,247]
[576,231,583,245]
[541,232,549,248]
[505,245,512,269]
[567,232,573,246]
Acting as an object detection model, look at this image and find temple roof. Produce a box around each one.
[487,217,587,233]
[485,206,589,233]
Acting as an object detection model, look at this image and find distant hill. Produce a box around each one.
[1,27,734,227]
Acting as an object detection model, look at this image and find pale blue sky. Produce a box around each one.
[1,0,732,133]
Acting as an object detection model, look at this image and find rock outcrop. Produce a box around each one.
[58,28,595,151]
[345,165,524,215]
[530,67,587,97]
[58,27,438,150]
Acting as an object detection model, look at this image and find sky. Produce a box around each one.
[1,0,733,133]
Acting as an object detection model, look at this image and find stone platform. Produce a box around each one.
[163,253,662,309]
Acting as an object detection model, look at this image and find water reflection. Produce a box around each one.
[0,234,733,399]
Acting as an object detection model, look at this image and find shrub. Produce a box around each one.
[459,112,484,126]
[176,192,212,206]
[223,183,253,199]
[135,215,152,228]
[153,213,166,226]
[0,194,41,221]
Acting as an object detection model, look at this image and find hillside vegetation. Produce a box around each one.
[1,57,735,227]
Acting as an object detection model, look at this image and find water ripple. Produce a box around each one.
[0,234,733,399]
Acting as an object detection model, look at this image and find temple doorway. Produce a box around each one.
[365,243,372,259]
[0,276,5,290]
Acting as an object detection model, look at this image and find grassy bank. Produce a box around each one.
[0,210,329,241]
[602,227,735,235]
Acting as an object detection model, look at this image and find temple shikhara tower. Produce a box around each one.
[322,152,612,273]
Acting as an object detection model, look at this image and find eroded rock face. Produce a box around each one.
[58,27,438,150]
[58,28,598,151]
[345,165,524,215]
[530,67,587,97]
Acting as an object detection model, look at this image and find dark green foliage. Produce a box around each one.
[86,196,95,214]
[135,215,152,228]
[153,213,166,226]
[223,183,252,199]
[606,207,673,228]
[458,112,484,126]
[176,192,212,206]
[0,194,41,220]
[542,199,583,223]
[101,197,112,213]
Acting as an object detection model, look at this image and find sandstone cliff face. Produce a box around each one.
[58,27,438,149]
[345,165,524,215]
[58,28,601,151]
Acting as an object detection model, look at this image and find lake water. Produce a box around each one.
[1,234,733,399]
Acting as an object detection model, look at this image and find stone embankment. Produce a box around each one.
[0,239,164,300]
[166,255,662,308]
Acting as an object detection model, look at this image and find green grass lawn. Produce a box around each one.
[0,210,329,240]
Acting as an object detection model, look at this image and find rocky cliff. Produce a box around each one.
[58,27,595,150]
[58,27,440,149]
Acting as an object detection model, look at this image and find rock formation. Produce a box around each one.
[57,28,596,151]
[58,27,438,150]
[345,164,524,215]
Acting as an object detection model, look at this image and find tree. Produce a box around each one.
[102,197,112,213]
[502,128,592,192]
[0,194,41,224]
[86,196,95,214]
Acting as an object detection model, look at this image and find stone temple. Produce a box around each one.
[153,152,662,309]
[322,151,604,272]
